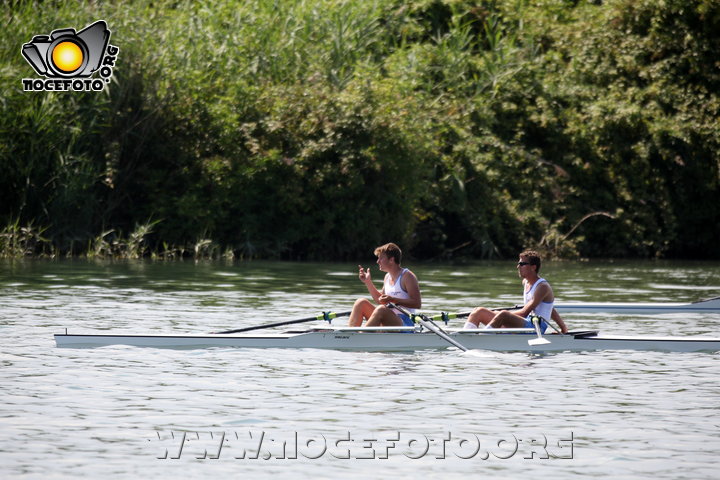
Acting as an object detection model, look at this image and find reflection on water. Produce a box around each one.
[0,259,719,479]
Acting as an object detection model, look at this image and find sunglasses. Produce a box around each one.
[517,261,532,266]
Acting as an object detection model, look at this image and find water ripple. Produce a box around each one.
[0,259,719,478]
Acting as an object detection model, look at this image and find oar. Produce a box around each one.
[212,311,351,335]
[389,303,471,352]
[528,315,550,346]
[427,306,523,324]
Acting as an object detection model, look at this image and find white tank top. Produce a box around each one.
[524,278,554,320]
[384,268,416,314]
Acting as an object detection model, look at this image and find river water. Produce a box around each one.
[1,259,719,479]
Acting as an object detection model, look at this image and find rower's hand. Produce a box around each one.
[358,265,372,284]
[378,294,393,305]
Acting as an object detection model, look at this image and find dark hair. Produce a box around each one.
[374,243,402,265]
[519,250,541,273]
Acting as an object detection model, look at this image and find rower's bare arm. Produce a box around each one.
[368,284,383,304]
[516,283,550,318]
[359,265,382,303]
[551,308,569,334]
[399,271,422,309]
[358,265,370,283]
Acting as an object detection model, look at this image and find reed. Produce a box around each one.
[0,219,53,258]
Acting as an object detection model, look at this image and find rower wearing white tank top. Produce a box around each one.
[464,250,568,334]
[348,243,422,327]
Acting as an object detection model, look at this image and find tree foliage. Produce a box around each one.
[1,0,718,259]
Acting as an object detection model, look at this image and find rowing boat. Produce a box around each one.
[54,327,720,353]
[53,297,720,352]
[554,296,720,314]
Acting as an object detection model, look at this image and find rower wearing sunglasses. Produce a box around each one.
[464,250,569,333]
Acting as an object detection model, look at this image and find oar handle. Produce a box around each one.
[428,312,471,322]
[427,306,522,323]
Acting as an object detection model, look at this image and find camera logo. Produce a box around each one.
[21,20,119,92]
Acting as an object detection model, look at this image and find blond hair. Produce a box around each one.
[374,243,402,265]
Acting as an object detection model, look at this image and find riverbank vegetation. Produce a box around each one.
[2,0,719,260]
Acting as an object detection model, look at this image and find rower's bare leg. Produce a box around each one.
[365,305,403,327]
[486,310,527,329]
[467,307,496,327]
[349,298,376,327]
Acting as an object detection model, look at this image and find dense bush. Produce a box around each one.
[1,0,718,259]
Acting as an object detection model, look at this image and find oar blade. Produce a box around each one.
[529,316,551,345]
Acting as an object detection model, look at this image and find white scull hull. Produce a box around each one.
[554,297,720,314]
[54,328,720,353]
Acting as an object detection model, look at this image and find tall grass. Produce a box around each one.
[0,219,53,258]
[1,0,719,259]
